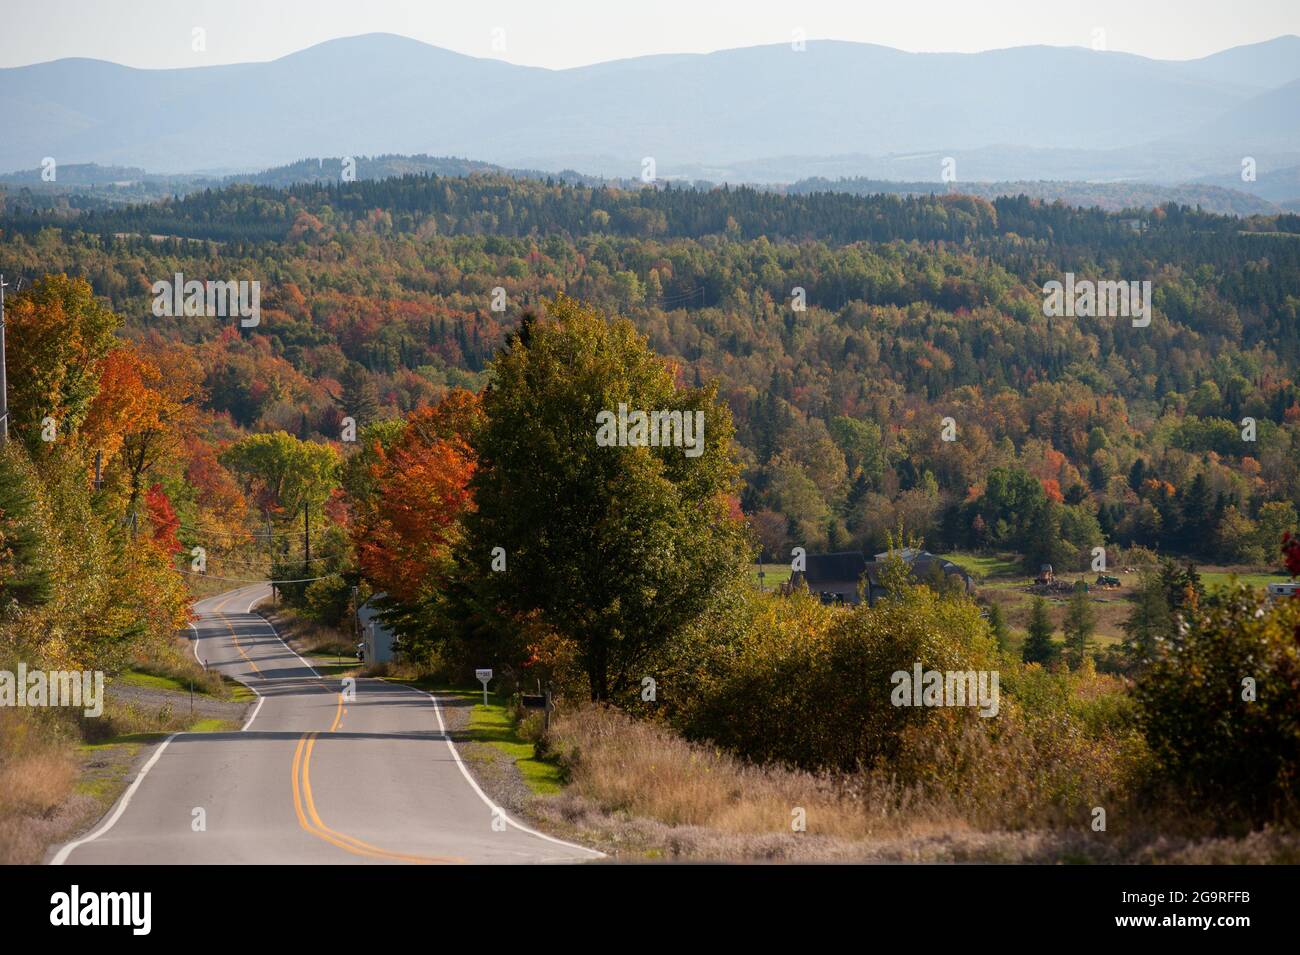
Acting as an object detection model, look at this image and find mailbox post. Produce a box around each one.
[475,668,493,707]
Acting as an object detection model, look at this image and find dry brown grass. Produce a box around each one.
[0,710,81,864]
[548,704,952,841]
[538,703,1299,863]
[262,606,355,656]
[0,747,76,818]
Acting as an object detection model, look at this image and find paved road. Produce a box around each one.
[52,584,600,864]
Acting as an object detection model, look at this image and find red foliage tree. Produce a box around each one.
[144,483,182,555]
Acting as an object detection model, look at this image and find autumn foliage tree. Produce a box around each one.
[4,274,120,449]
[351,390,480,604]
[144,483,182,555]
[0,276,191,672]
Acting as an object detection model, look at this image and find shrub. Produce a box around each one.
[301,574,353,628]
[1134,584,1300,824]
[679,584,999,774]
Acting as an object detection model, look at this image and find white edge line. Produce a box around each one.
[245,588,321,679]
[50,732,181,865]
[245,585,595,855]
[50,585,287,864]
[189,621,204,668]
[241,691,265,731]
[419,686,604,858]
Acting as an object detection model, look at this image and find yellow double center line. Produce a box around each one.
[206,588,460,863]
[290,692,463,864]
[209,591,260,674]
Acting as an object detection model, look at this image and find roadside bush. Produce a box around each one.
[678,583,999,774]
[301,574,353,628]
[1134,585,1300,824]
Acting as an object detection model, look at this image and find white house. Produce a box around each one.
[356,595,396,664]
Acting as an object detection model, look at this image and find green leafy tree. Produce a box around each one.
[1135,585,1300,823]
[0,445,52,610]
[467,295,752,700]
[221,432,340,521]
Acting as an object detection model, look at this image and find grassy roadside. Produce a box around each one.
[2,702,246,865]
[0,647,253,864]
[115,666,255,703]
[384,678,565,795]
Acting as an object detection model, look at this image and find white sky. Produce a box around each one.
[2,0,1297,69]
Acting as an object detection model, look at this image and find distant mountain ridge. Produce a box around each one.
[2,33,1299,183]
[786,177,1283,215]
[1,155,1292,218]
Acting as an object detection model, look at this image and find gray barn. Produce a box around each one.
[791,550,972,606]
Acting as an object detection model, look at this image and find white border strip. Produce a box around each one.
[245,588,320,679]
[419,686,604,858]
[189,622,204,669]
[50,733,180,865]
[241,691,265,731]
[51,586,268,864]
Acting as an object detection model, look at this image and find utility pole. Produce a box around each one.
[266,512,276,604]
[303,501,310,577]
[0,273,10,445]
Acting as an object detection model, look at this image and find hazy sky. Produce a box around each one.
[2,0,1298,69]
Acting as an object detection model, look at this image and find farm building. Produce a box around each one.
[791,550,972,606]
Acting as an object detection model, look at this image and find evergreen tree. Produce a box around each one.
[1128,458,1146,492]
[1122,568,1172,665]
[1179,472,1216,555]
[1158,558,1204,617]
[338,361,382,428]
[986,601,1009,651]
[1022,596,1057,664]
[1063,581,1097,667]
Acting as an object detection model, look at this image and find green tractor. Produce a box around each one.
[1095,574,1122,589]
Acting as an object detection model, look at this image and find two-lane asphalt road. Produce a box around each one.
[51,584,600,864]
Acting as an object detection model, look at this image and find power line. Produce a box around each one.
[173,520,309,541]
[174,568,336,584]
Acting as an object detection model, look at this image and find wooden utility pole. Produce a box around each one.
[303,501,311,577]
[266,513,276,603]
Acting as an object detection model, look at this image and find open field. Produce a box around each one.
[940,552,1291,648]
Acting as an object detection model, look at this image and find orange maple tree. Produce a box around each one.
[352,390,481,602]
